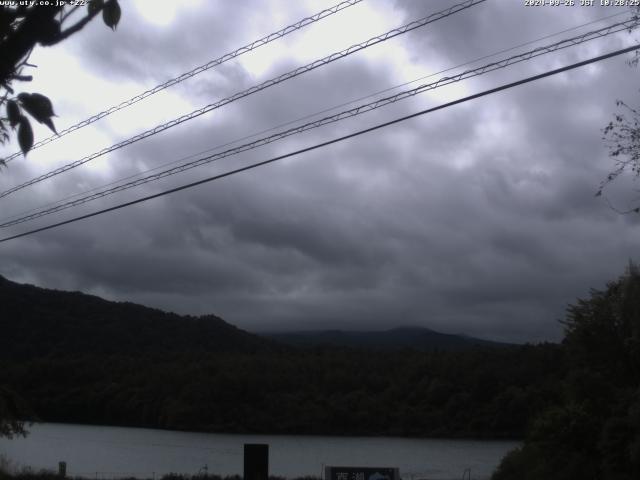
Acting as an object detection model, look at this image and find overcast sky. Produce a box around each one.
[1,0,640,342]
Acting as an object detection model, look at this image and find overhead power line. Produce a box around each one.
[2,16,636,228]
[0,0,486,200]
[2,11,627,227]
[1,43,637,245]
[1,0,364,164]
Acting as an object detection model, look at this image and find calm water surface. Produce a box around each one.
[0,423,518,480]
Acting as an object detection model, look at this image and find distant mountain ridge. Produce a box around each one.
[263,325,514,351]
[0,274,275,358]
[0,274,510,358]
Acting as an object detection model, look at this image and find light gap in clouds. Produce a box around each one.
[134,0,204,26]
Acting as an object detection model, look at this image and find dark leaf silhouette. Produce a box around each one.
[102,0,121,30]
[6,100,20,128]
[17,116,33,156]
[18,93,55,120]
[17,93,57,134]
[0,4,123,156]
[35,15,61,46]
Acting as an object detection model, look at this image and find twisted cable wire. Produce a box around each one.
[2,16,635,229]
[2,43,639,244]
[1,0,364,163]
[9,8,622,223]
[0,0,486,199]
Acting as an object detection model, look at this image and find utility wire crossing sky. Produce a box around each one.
[2,0,365,163]
[0,15,636,229]
[0,0,486,198]
[1,41,637,244]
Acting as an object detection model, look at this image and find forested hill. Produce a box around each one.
[0,273,564,439]
[0,274,275,358]
[265,327,512,351]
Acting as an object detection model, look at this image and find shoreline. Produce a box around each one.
[14,421,523,443]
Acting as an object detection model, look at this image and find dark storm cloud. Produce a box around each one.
[2,0,640,343]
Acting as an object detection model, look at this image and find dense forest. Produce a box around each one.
[0,274,561,439]
[1,346,562,438]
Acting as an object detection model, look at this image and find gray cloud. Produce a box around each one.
[2,0,640,343]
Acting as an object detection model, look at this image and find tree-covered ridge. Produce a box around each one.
[0,274,562,439]
[264,327,512,351]
[0,275,276,358]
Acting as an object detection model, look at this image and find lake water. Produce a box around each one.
[0,423,518,480]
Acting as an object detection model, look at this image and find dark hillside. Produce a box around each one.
[0,274,275,358]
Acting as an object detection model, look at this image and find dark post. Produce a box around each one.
[244,444,268,480]
[58,462,66,478]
